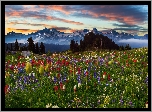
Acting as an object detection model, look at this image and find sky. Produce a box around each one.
[5,5,148,36]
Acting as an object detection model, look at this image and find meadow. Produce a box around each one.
[5,48,148,108]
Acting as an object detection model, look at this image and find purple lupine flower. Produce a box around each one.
[129,101,132,106]
[78,80,81,84]
[94,72,97,78]
[120,99,124,104]
[63,76,66,82]
[54,76,57,83]
[106,83,109,86]
[144,77,148,84]
[97,76,100,82]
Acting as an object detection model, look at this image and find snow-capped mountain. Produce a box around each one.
[5,27,148,46]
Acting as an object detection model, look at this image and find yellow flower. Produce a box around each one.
[5,72,10,77]
[104,95,110,105]
[39,65,44,75]
[14,69,19,74]
[25,62,32,74]
[45,64,49,72]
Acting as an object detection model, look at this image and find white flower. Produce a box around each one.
[52,76,54,80]
[46,103,52,108]
[104,87,106,91]
[146,103,148,108]
[103,74,106,79]
[52,105,59,108]
[78,83,81,88]
[74,85,77,90]
[63,85,65,90]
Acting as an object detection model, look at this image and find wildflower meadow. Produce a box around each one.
[5,48,148,108]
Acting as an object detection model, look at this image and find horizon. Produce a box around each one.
[5,27,148,37]
[5,5,148,36]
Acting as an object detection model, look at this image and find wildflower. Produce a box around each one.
[60,82,63,90]
[63,85,65,91]
[86,71,89,76]
[14,69,19,74]
[54,85,58,92]
[25,62,32,74]
[103,72,106,79]
[133,59,137,63]
[129,101,132,106]
[78,83,81,88]
[5,72,10,77]
[120,98,123,104]
[145,102,148,108]
[74,85,77,92]
[104,95,110,105]
[46,103,52,108]
[39,65,44,75]
[5,85,9,94]
[107,74,111,81]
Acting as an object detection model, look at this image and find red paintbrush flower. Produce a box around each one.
[108,74,111,81]
[5,85,9,94]
[60,82,63,90]
[54,85,58,92]
[65,61,69,66]
[78,70,81,74]
[57,74,60,78]
[8,60,10,64]
[22,62,25,66]
[133,59,137,63]
[62,59,65,64]
[126,63,129,67]
[86,71,89,76]
[10,65,14,70]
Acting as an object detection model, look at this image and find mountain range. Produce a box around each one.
[5,27,148,44]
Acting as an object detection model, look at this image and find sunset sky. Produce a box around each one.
[5,5,148,36]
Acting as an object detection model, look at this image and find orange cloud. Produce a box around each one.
[6,28,38,35]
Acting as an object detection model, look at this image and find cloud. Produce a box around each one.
[6,28,38,33]
[72,5,148,25]
[5,10,84,25]
[37,5,74,15]
[118,39,148,44]
[113,23,141,28]
[117,39,148,48]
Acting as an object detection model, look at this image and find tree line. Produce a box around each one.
[70,31,131,52]
[6,37,46,54]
